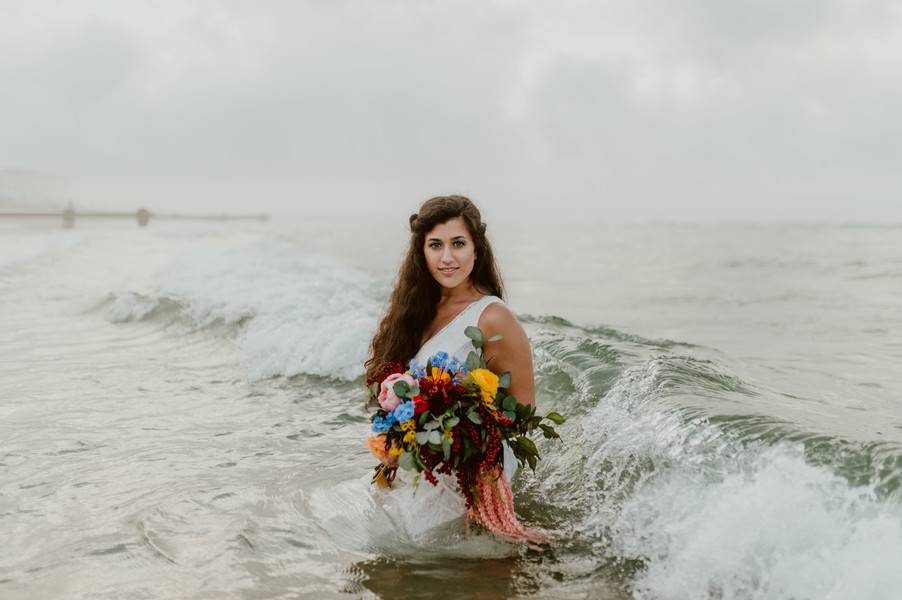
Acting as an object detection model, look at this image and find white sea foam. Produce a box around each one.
[144,237,385,381]
[306,473,517,558]
[100,235,384,380]
[623,446,902,600]
[564,360,902,600]
[103,291,161,322]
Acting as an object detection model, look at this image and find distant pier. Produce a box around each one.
[0,204,269,228]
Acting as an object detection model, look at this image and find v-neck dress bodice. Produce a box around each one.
[410,294,518,485]
[412,295,504,367]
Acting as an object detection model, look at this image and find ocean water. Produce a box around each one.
[2,216,901,599]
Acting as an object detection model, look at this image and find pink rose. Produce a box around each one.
[378,372,415,412]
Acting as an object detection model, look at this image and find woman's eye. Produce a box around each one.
[453,240,465,247]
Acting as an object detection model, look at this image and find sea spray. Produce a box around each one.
[541,357,902,599]
[102,237,385,380]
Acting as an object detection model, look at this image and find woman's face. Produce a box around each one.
[423,217,477,290]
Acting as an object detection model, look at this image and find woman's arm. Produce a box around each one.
[478,303,536,408]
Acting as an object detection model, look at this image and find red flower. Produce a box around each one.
[412,395,428,415]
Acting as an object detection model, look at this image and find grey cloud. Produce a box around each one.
[0,1,900,220]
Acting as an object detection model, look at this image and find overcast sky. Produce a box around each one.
[1,0,901,222]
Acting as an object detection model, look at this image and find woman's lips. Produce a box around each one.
[438,267,458,275]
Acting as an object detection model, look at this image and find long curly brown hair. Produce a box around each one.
[365,195,505,383]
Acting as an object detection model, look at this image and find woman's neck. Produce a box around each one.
[438,282,482,304]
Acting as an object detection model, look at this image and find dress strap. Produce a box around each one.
[455,295,504,334]
[412,295,505,365]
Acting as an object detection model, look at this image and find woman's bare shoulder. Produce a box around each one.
[478,301,535,405]
[478,301,525,337]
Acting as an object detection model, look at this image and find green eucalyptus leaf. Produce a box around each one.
[423,420,441,431]
[416,431,430,445]
[398,451,414,471]
[498,372,512,389]
[428,430,442,445]
[441,437,452,461]
[464,326,484,349]
[502,396,515,412]
[545,411,566,425]
[392,380,411,399]
[503,410,516,421]
[444,416,460,429]
[465,351,481,373]
[527,453,537,472]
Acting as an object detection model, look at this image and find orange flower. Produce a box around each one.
[367,435,397,467]
[430,366,452,383]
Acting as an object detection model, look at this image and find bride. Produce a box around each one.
[364,195,540,543]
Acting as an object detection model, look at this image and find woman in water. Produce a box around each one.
[365,194,543,542]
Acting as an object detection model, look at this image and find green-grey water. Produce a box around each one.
[2,218,901,599]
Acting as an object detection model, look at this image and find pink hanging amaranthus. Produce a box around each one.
[467,465,550,545]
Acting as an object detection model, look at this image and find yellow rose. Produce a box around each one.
[467,368,499,404]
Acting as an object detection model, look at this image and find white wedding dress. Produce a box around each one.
[369,295,519,542]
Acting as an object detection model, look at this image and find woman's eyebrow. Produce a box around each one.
[427,235,467,242]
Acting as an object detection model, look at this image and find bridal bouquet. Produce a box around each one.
[365,326,565,543]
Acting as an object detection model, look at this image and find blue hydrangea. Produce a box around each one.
[392,400,415,424]
[429,351,450,370]
[371,413,395,433]
[448,356,467,378]
[408,359,427,380]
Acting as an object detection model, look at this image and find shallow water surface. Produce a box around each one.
[2,218,902,599]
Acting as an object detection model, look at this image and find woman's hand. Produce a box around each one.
[478,303,536,408]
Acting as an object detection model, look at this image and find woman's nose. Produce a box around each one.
[440,246,454,263]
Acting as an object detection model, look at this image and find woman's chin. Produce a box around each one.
[435,277,466,289]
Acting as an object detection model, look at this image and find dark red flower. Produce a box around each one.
[419,378,464,413]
